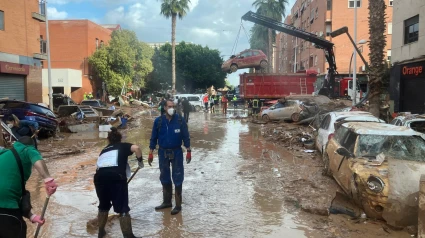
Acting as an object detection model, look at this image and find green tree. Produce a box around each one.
[368,0,387,117]
[252,0,288,72]
[89,30,153,96]
[159,0,191,93]
[250,24,269,57]
[147,42,226,93]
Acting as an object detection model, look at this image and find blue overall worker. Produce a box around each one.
[148,99,191,215]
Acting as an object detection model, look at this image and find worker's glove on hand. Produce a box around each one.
[137,157,144,169]
[30,214,45,225]
[148,153,153,166]
[44,178,58,196]
[186,151,192,164]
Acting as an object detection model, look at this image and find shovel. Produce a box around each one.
[86,167,141,230]
[34,196,50,238]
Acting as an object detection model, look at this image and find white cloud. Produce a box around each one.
[47,7,68,19]
[104,1,160,29]
[190,28,218,38]
[189,0,199,12]
[47,0,72,5]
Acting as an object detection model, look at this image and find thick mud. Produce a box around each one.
[24,109,411,237]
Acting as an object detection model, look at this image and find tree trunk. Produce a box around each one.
[368,0,386,117]
[171,14,177,94]
[268,28,273,73]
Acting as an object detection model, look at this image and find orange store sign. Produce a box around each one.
[0,62,30,75]
[402,66,423,76]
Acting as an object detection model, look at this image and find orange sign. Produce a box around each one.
[402,66,423,76]
[0,62,30,75]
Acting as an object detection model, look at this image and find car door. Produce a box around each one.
[269,103,285,119]
[238,51,253,68]
[317,114,332,153]
[280,101,298,119]
[250,50,261,67]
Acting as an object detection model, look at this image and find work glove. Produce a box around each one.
[148,153,153,166]
[30,214,45,225]
[186,150,192,164]
[137,156,144,169]
[44,178,58,196]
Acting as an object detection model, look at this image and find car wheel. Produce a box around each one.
[291,113,301,122]
[230,64,238,72]
[260,60,268,69]
[322,152,332,177]
[195,105,201,112]
[262,114,270,122]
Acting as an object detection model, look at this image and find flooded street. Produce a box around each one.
[24,110,411,238]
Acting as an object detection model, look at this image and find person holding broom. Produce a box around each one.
[94,127,144,238]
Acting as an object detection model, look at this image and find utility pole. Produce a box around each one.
[352,0,358,105]
[44,0,53,110]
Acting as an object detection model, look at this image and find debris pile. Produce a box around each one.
[262,126,314,150]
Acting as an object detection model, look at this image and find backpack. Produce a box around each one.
[156,114,185,134]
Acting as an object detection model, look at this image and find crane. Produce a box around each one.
[242,11,338,97]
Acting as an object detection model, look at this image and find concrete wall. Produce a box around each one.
[391,0,425,64]
[41,68,83,104]
[40,20,112,103]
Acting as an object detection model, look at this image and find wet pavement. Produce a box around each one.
[24,109,412,238]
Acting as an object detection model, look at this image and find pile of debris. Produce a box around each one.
[262,126,315,150]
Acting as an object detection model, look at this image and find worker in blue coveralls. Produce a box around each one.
[148,99,191,215]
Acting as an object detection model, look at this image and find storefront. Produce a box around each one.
[390,59,425,114]
[0,62,29,101]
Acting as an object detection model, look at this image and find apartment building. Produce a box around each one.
[276,0,393,81]
[0,0,47,103]
[389,0,425,114]
[40,20,112,103]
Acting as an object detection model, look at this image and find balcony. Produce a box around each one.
[32,2,46,22]
[34,40,47,60]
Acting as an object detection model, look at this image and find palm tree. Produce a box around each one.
[367,0,386,117]
[253,0,288,72]
[159,0,191,93]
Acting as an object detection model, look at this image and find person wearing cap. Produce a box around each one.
[0,136,57,238]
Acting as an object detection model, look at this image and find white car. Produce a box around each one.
[261,100,303,122]
[174,94,204,111]
[391,114,425,133]
[315,111,385,155]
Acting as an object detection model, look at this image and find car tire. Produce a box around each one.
[230,64,238,72]
[291,113,301,122]
[262,114,270,122]
[322,152,332,177]
[195,105,201,112]
[260,60,268,69]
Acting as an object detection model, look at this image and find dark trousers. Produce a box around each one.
[0,208,27,238]
[94,178,130,214]
[204,103,208,111]
[183,111,189,122]
[159,148,184,186]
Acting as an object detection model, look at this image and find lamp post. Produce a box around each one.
[352,1,358,106]
[43,0,53,110]
[349,39,368,104]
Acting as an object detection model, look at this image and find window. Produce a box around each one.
[387,50,391,62]
[100,40,104,47]
[253,51,260,56]
[389,0,393,6]
[387,22,392,35]
[320,115,331,130]
[40,35,47,54]
[404,15,419,44]
[327,0,332,10]
[348,0,361,8]
[0,10,4,31]
[326,23,332,36]
[96,38,99,49]
[314,55,318,66]
[309,56,314,67]
[316,8,319,19]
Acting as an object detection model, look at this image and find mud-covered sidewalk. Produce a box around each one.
[24,109,411,237]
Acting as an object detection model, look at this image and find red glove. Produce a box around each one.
[148,153,153,166]
[44,178,58,196]
[30,214,45,225]
[186,151,192,164]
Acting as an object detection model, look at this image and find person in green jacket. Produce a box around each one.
[0,137,58,238]
[84,92,88,100]
[232,96,238,109]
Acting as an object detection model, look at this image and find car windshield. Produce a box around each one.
[29,105,56,118]
[410,121,425,133]
[81,101,100,107]
[356,135,425,161]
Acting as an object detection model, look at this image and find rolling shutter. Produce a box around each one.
[0,74,25,101]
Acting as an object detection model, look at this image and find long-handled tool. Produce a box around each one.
[127,167,140,184]
[34,196,50,238]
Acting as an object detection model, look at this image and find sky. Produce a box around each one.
[47,0,296,86]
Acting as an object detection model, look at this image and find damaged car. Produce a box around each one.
[261,100,303,122]
[391,114,425,133]
[324,122,425,227]
[221,49,268,73]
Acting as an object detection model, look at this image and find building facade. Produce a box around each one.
[0,0,46,103]
[390,0,425,114]
[40,20,112,103]
[276,0,393,81]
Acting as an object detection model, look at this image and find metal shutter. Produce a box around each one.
[0,74,25,101]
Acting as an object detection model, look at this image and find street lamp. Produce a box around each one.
[349,39,368,104]
[43,0,53,110]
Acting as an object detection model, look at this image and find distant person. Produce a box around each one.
[84,92,88,100]
[232,95,238,109]
[88,92,94,99]
[209,96,215,113]
[203,94,209,112]
[159,98,166,115]
[248,99,253,116]
[222,95,228,114]
[182,98,191,123]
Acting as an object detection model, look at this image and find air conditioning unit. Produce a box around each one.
[361,65,366,72]
[319,31,324,37]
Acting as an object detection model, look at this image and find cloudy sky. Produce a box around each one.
[47,0,296,85]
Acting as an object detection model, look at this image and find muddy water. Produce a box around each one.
[25,110,410,238]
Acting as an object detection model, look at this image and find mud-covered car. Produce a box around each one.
[391,114,425,133]
[221,49,268,73]
[261,100,303,122]
[324,122,425,227]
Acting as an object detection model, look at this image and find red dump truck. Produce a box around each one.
[239,69,318,100]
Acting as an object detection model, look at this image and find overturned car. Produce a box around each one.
[324,122,425,227]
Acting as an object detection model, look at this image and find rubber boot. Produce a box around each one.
[119,214,141,238]
[155,184,172,210]
[171,185,182,215]
[98,211,108,238]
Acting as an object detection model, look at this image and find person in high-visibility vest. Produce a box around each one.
[252,98,260,118]
[232,96,237,109]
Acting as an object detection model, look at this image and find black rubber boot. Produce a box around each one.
[171,185,182,215]
[98,211,108,238]
[155,184,173,210]
[119,213,141,238]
